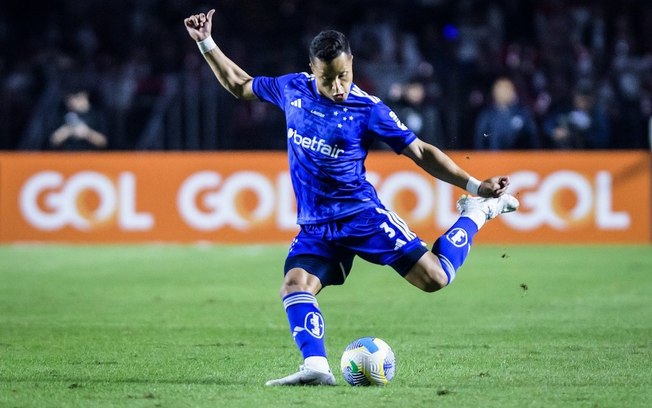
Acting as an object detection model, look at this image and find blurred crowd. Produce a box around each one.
[1,0,651,151]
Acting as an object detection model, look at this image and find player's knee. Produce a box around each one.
[279,276,304,298]
[421,267,448,293]
[405,255,449,293]
[279,268,321,298]
[405,263,448,293]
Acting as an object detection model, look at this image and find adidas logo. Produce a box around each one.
[394,238,406,250]
[291,99,302,108]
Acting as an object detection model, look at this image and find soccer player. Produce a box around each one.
[184,9,519,386]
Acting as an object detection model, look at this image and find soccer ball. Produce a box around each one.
[340,337,395,386]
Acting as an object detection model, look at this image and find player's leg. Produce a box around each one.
[266,231,353,386]
[405,194,519,290]
[341,207,445,291]
[402,252,448,292]
[265,266,335,386]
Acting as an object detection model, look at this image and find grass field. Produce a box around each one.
[1,244,651,407]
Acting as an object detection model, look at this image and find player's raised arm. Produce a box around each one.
[184,9,256,100]
[401,138,509,198]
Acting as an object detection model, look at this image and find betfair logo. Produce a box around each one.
[287,128,344,158]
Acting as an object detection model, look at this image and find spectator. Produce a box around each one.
[543,83,609,149]
[474,77,539,150]
[387,75,445,148]
[50,88,108,150]
[1,0,651,151]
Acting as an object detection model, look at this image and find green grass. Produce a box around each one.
[0,244,651,408]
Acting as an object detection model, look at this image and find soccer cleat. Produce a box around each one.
[456,194,519,220]
[265,365,336,386]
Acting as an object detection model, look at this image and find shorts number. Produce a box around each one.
[380,222,396,238]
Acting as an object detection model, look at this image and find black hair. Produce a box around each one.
[309,30,351,62]
[573,81,594,97]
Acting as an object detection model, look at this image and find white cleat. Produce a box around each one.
[456,194,520,220]
[265,365,336,386]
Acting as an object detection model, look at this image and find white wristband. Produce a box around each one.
[197,36,217,54]
[466,177,481,195]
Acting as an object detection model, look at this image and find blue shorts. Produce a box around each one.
[284,206,429,287]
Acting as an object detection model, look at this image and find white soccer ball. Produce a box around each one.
[340,337,395,386]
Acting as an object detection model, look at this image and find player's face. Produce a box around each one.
[310,53,353,103]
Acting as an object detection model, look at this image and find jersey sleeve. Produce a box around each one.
[368,102,417,154]
[252,73,301,110]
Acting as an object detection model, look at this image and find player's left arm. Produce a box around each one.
[401,138,509,198]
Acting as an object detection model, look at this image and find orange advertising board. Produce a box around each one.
[367,151,651,244]
[0,151,649,244]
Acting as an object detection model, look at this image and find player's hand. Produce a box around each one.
[478,176,509,198]
[184,9,215,42]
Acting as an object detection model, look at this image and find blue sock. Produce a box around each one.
[282,292,327,359]
[431,217,478,285]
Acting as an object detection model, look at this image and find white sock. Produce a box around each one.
[462,211,486,230]
[304,356,331,373]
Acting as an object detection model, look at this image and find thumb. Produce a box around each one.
[207,9,215,21]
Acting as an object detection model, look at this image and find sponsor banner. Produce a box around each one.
[366,151,651,244]
[0,152,649,243]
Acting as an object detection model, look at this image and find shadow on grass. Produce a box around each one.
[0,376,246,386]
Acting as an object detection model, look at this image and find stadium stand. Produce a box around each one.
[0,0,650,151]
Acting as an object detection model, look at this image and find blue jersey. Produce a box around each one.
[252,73,416,224]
